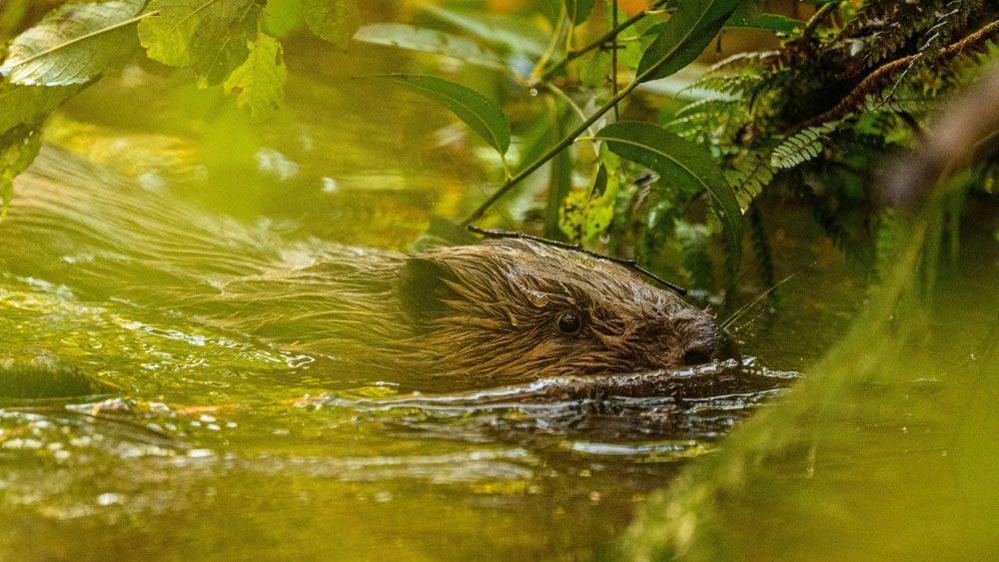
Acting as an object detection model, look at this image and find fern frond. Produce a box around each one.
[663,99,746,140]
[726,152,775,212]
[674,98,742,119]
[687,74,762,98]
[770,121,842,169]
[707,50,779,73]
[919,0,981,55]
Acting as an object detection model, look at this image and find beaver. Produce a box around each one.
[0,149,737,389]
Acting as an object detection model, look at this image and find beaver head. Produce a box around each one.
[394,239,738,385]
[0,165,736,388]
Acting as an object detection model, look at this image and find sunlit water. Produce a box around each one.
[0,41,862,562]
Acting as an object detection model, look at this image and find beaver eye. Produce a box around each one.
[556,311,583,336]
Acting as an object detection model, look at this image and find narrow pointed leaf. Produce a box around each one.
[375,74,510,155]
[636,0,744,84]
[592,121,742,266]
[224,32,287,122]
[0,0,146,86]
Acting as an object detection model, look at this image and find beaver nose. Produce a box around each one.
[681,329,740,366]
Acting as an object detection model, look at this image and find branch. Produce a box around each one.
[461,74,643,226]
[799,1,840,47]
[463,2,700,226]
[799,18,999,130]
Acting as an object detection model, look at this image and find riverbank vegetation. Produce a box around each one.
[1,1,997,560]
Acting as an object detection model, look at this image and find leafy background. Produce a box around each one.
[1,0,998,560]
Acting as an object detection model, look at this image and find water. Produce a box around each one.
[0,40,863,562]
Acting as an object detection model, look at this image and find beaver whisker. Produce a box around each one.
[721,272,798,331]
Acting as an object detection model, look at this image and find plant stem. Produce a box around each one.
[612,0,620,121]
[801,0,840,45]
[463,0,727,226]
[462,76,643,226]
[539,0,669,83]
[543,82,594,136]
[531,5,569,81]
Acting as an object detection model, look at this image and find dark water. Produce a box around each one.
[0,43,863,562]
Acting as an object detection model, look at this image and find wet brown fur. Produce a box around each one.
[1,149,733,389]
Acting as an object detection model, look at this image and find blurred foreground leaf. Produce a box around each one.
[0,0,146,86]
[352,23,508,70]
[0,125,42,218]
[224,32,287,122]
[301,0,359,48]
[139,0,259,87]
[617,193,999,560]
[421,5,548,58]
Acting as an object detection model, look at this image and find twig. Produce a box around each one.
[721,272,798,331]
[468,226,688,295]
[461,74,640,226]
[540,82,595,137]
[798,18,999,131]
[530,4,569,81]
[612,0,620,121]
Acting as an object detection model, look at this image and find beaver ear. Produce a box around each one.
[396,258,460,325]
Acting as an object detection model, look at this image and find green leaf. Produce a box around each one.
[352,23,507,70]
[770,121,841,169]
[0,80,79,134]
[224,32,287,122]
[0,0,146,86]
[139,0,259,87]
[374,74,510,155]
[0,125,42,218]
[592,121,743,267]
[421,5,548,58]
[560,165,619,244]
[563,0,596,25]
[263,0,303,38]
[636,0,744,84]
[301,0,359,48]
